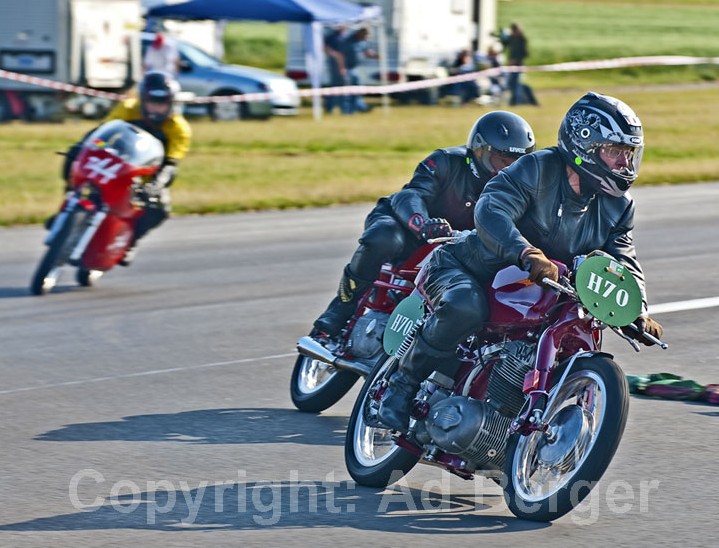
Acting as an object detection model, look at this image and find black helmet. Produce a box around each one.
[558,91,644,197]
[139,71,180,125]
[466,111,536,178]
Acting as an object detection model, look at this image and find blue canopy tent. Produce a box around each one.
[145,0,385,119]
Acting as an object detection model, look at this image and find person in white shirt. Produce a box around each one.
[143,33,180,78]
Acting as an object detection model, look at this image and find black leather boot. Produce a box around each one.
[377,332,457,432]
[313,265,372,337]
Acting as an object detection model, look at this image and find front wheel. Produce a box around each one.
[345,356,420,487]
[503,355,629,522]
[290,354,360,413]
[30,211,80,295]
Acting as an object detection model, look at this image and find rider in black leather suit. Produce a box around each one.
[312,111,536,339]
[378,92,665,433]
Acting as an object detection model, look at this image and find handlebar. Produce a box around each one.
[540,276,668,350]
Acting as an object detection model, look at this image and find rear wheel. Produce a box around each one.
[345,356,420,487]
[77,267,103,287]
[290,354,361,413]
[503,355,629,522]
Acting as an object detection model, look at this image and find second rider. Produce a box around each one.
[311,111,536,342]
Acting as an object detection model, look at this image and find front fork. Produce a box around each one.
[68,209,107,265]
[45,192,106,265]
[44,194,79,246]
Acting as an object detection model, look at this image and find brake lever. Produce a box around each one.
[610,326,642,352]
[540,276,577,299]
[621,322,669,350]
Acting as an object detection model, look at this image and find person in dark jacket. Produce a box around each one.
[312,111,536,339]
[499,22,538,106]
[377,92,664,432]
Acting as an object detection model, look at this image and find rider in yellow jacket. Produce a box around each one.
[58,71,193,264]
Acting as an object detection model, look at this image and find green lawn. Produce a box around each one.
[2,86,717,226]
[1,0,718,226]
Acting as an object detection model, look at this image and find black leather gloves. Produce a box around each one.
[521,247,559,286]
[407,214,452,241]
[621,316,664,346]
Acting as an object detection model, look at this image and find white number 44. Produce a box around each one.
[84,156,122,184]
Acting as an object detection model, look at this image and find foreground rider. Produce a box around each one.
[61,71,192,264]
[311,111,536,341]
[378,92,664,432]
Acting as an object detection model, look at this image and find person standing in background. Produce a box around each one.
[324,26,378,114]
[500,22,538,106]
[143,33,180,79]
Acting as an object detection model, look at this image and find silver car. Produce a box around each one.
[142,33,300,120]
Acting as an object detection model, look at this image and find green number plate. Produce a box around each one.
[383,293,425,355]
[575,255,642,327]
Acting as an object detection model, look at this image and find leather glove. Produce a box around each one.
[420,218,453,241]
[621,316,663,346]
[407,214,452,241]
[521,247,559,286]
[143,180,164,199]
[154,162,177,188]
[407,213,426,240]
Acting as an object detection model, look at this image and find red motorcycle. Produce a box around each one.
[345,250,667,522]
[30,120,164,295]
[293,240,444,413]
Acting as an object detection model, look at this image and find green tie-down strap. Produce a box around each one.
[626,373,707,402]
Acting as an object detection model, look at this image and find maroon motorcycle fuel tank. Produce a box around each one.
[486,265,562,327]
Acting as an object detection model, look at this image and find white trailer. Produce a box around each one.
[0,0,142,120]
[285,0,496,103]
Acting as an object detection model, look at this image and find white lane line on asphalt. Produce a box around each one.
[0,352,296,396]
[649,296,719,315]
[1,296,717,396]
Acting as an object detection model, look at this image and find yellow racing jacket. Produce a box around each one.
[104,97,192,163]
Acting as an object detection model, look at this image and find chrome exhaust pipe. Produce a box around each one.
[296,336,372,377]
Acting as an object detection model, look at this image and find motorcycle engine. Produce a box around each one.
[421,340,536,470]
[346,310,390,359]
[485,340,536,417]
[425,396,513,470]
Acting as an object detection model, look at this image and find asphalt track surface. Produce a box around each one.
[1,182,718,547]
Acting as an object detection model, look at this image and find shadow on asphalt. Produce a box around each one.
[35,408,348,446]
[0,480,551,533]
[0,287,34,298]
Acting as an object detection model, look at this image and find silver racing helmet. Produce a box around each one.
[558,91,644,197]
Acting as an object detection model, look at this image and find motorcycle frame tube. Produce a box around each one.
[512,303,599,435]
[340,252,430,359]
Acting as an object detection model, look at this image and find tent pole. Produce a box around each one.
[376,16,389,114]
[303,22,323,120]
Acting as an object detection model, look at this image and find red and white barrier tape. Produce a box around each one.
[2,56,718,104]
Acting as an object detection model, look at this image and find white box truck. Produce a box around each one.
[0,0,142,120]
[285,0,495,103]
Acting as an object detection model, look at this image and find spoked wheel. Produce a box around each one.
[290,354,360,413]
[345,356,420,487]
[77,267,103,287]
[503,355,629,522]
